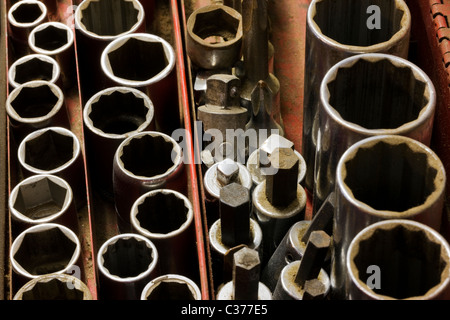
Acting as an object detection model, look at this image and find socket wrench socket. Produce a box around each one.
[8,54,61,89]
[140,274,202,300]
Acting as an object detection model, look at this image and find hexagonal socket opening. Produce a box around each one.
[101,237,154,278]
[106,38,169,81]
[13,227,78,276]
[343,141,438,212]
[12,57,57,85]
[88,91,150,135]
[313,0,406,46]
[10,84,60,119]
[327,58,428,129]
[120,134,177,177]
[11,2,44,24]
[144,281,196,300]
[21,278,85,300]
[192,7,240,43]
[32,24,70,51]
[13,177,68,220]
[23,130,76,171]
[79,0,141,36]
[136,192,189,234]
[353,224,447,299]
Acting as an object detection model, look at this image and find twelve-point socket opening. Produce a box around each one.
[101,237,155,279]
[12,176,69,221]
[120,134,177,178]
[343,140,438,212]
[351,222,448,299]
[22,129,76,171]
[326,58,428,130]
[12,225,79,276]
[313,0,406,46]
[88,90,151,135]
[144,281,197,300]
[135,192,190,235]
[78,0,142,37]
[10,83,61,119]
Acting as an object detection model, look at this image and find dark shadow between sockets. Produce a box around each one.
[342,138,443,213]
[76,0,144,38]
[97,234,158,282]
[347,220,450,299]
[312,0,408,47]
[13,274,92,300]
[8,54,60,88]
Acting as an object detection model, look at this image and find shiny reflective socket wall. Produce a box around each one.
[302,0,411,192]
[313,53,436,214]
[331,135,446,299]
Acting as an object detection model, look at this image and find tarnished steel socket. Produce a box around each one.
[6,81,69,142]
[141,274,202,300]
[74,0,145,99]
[252,148,307,262]
[9,174,78,237]
[130,189,196,277]
[28,22,76,89]
[83,87,154,197]
[272,260,330,300]
[113,131,185,232]
[7,0,48,57]
[302,0,411,192]
[101,33,178,134]
[17,127,86,208]
[186,4,243,70]
[197,74,247,138]
[10,223,82,289]
[247,133,307,186]
[204,158,252,223]
[313,53,436,215]
[97,233,159,300]
[261,220,311,291]
[332,135,446,299]
[347,220,450,300]
[217,247,272,300]
[8,54,61,89]
[209,218,262,289]
[13,274,92,300]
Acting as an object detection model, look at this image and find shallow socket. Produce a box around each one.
[7,81,64,122]
[102,33,175,85]
[11,224,80,278]
[342,138,443,213]
[141,275,201,300]
[9,54,60,88]
[29,22,74,54]
[10,175,72,223]
[312,0,408,47]
[325,56,430,130]
[8,0,47,28]
[133,190,192,236]
[118,132,180,178]
[85,87,154,137]
[14,274,92,300]
[98,234,157,280]
[348,220,450,299]
[75,0,144,38]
